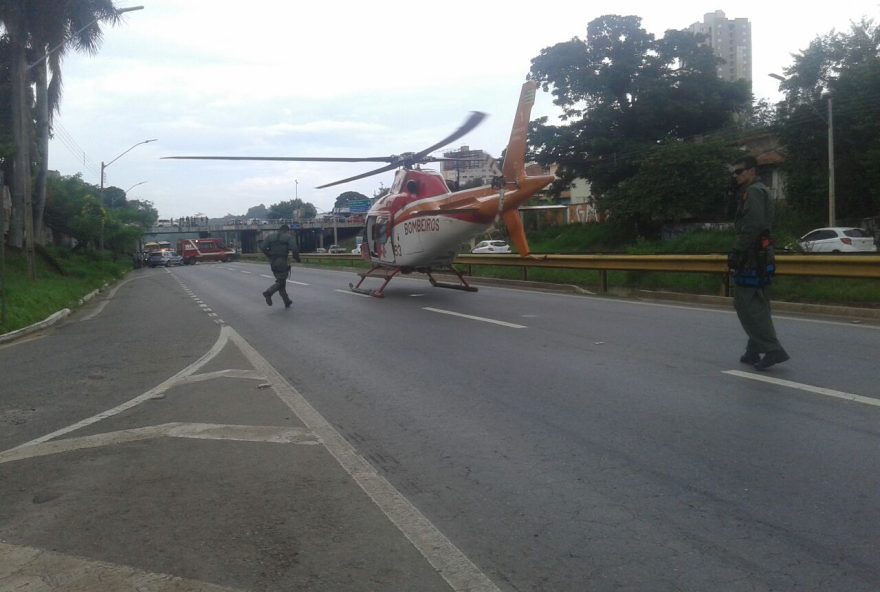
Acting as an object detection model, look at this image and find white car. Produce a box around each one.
[471,240,511,254]
[797,227,877,253]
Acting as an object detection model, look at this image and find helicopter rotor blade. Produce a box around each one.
[315,162,402,189]
[161,155,395,163]
[404,111,487,165]
[163,111,487,188]
[317,112,487,186]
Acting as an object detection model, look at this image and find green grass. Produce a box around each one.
[0,247,130,335]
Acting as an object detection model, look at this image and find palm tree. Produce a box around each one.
[0,0,118,278]
[30,0,120,241]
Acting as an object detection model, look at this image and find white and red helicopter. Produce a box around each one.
[165,81,554,297]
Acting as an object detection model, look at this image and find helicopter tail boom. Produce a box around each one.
[498,81,554,256]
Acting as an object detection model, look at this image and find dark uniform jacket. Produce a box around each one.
[261,231,300,274]
[731,181,774,285]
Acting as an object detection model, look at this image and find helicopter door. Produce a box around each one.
[366,215,395,264]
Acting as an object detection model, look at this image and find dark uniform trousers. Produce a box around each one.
[734,284,783,354]
[265,262,291,305]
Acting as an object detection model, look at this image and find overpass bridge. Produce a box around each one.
[143,218,364,254]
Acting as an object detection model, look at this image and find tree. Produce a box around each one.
[334,191,368,210]
[528,15,751,234]
[601,139,741,235]
[267,198,317,220]
[775,19,880,225]
[0,0,120,279]
[45,172,154,253]
[29,0,119,240]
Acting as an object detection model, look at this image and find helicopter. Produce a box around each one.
[164,80,554,297]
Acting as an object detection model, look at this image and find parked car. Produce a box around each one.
[797,227,878,253]
[328,245,347,254]
[148,250,184,267]
[471,240,511,254]
[314,247,327,254]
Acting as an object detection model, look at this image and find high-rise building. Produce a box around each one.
[441,145,499,188]
[688,10,752,85]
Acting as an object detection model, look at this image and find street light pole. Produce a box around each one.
[100,140,155,249]
[101,139,157,196]
[769,73,836,226]
[124,181,148,195]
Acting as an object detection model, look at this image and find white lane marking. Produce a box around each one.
[423,307,526,329]
[0,423,319,464]
[257,273,309,286]
[0,542,246,591]
[723,370,880,408]
[1,326,232,454]
[239,270,252,274]
[79,277,142,321]
[335,289,371,298]
[228,327,502,592]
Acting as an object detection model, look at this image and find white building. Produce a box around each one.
[688,10,752,85]
[441,145,499,188]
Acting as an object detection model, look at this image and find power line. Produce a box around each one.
[52,122,101,179]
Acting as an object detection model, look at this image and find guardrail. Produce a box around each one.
[295,252,880,297]
[458,253,880,296]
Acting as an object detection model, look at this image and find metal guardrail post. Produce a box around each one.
[599,270,608,293]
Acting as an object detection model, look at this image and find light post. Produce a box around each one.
[769,73,835,226]
[124,181,148,194]
[295,179,299,200]
[119,181,147,209]
[101,139,157,195]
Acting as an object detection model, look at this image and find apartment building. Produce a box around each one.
[688,10,752,85]
[441,145,499,188]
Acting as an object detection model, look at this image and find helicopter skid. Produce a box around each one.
[426,267,478,292]
[350,264,478,296]
[350,266,402,298]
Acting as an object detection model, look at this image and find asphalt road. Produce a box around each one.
[2,261,878,591]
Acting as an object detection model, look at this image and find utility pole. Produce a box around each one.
[827,96,836,226]
[0,172,7,325]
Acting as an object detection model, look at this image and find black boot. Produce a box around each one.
[754,350,790,371]
[262,291,273,306]
[740,351,760,365]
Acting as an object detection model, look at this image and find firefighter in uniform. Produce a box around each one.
[728,155,789,370]
[260,224,300,308]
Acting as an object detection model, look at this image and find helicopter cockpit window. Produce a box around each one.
[406,179,419,195]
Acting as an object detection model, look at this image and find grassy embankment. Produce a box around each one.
[0,247,130,335]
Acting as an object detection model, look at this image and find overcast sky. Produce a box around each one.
[47,1,878,219]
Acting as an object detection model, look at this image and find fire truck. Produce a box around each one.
[177,238,236,265]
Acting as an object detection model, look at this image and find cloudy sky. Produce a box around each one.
[47,0,878,219]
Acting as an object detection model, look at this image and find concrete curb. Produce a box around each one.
[0,308,71,345]
[0,282,109,345]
